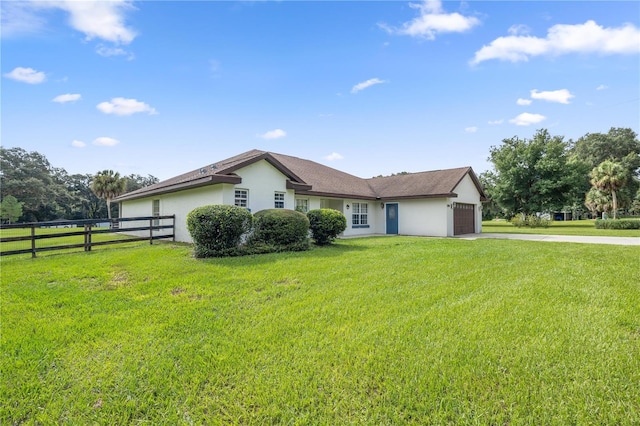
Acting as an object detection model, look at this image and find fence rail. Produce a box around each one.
[0,215,175,258]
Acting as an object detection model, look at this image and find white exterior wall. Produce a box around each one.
[450,174,483,234]
[231,161,294,213]
[120,185,225,243]
[391,199,449,237]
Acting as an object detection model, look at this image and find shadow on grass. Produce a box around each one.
[194,239,371,267]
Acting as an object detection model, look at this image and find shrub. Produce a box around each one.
[594,219,640,230]
[510,214,551,228]
[307,208,347,245]
[250,209,310,252]
[186,205,252,257]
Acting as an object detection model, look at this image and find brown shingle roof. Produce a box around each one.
[367,167,476,200]
[115,149,485,202]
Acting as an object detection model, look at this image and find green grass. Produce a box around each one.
[483,219,640,237]
[2,238,639,424]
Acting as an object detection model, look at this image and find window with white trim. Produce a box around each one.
[352,202,368,227]
[152,199,160,226]
[235,189,248,208]
[274,192,285,209]
[295,198,309,213]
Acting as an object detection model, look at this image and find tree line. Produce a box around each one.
[480,127,640,220]
[0,147,157,223]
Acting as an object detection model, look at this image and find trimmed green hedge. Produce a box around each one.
[307,208,347,245]
[250,209,310,252]
[594,219,640,230]
[186,205,252,257]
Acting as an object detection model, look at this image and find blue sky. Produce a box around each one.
[2,0,639,181]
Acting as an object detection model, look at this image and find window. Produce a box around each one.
[352,202,368,227]
[152,199,160,226]
[295,198,308,213]
[274,192,285,209]
[235,189,248,208]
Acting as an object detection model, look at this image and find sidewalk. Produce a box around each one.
[457,233,640,246]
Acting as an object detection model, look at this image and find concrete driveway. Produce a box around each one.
[457,233,640,246]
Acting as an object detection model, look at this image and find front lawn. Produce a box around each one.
[2,238,639,424]
[483,219,640,237]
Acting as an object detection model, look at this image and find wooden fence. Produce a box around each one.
[0,215,175,258]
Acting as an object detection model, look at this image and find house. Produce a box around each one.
[115,149,486,242]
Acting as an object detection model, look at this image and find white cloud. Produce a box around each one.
[351,78,386,94]
[1,1,136,47]
[259,129,287,140]
[508,24,531,36]
[509,112,546,126]
[325,152,344,161]
[96,45,134,60]
[93,137,120,147]
[488,119,504,125]
[71,140,86,148]
[380,0,480,40]
[3,66,46,84]
[53,93,81,103]
[97,97,157,116]
[516,98,532,106]
[471,20,640,64]
[530,89,574,104]
[596,84,609,91]
[51,0,137,44]
[465,126,478,133]
[0,1,46,38]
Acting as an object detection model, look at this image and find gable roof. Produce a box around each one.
[115,149,485,202]
[368,167,484,200]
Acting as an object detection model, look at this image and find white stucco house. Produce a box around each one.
[115,149,486,242]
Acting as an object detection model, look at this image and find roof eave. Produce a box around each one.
[295,190,377,201]
[115,175,242,202]
[287,180,312,191]
[379,192,458,201]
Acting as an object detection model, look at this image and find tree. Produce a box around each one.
[589,160,629,219]
[572,127,640,212]
[0,195,23,224]
[64,174,107,219]
[0,147,74,221]
[571,128,640,170]
[478,171,504,220]
[487,129,590,217]
[90,170,127,219]
[584,187,611,219]
[124,174,159,193]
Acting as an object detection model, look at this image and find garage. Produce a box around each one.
[454,203,475,235]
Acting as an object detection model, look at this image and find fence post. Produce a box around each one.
[150,218,153,245]
[31,225,36,258]
[84,224,92,252]
[172,215,176,242]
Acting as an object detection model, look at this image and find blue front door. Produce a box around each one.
[386,203,398,234]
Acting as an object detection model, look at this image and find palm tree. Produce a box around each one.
[584,187,611,219]
[90,170,127,219]
[589,160,628,219]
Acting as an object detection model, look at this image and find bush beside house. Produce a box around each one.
[186,205,253,258]
[307,208,347,245]
[250,209,310,252]
[187,206,340,257]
